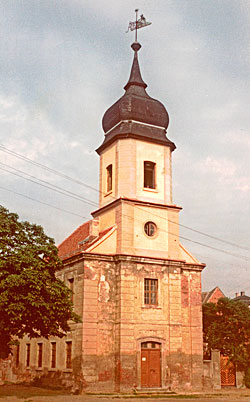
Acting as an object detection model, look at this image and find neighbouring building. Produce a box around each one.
[13,40,206,392]
[202,288,248,389]
[202,287,225,304]
[233,291,250,308]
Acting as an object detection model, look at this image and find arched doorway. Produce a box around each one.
[141,341,161,388]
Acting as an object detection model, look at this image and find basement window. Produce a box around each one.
[144,161,156,189]
[106,164,112,192]
[144,279,158,305]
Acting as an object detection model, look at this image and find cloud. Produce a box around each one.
[0,93,61,162]
[236,179,250,193]
[204,156,236,179]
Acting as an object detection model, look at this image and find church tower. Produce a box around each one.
[15,38,206,393]
[85,40,205,391]
[93,41,181,261]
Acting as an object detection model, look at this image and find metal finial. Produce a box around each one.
[126,9,152,40]
[135,9,139,42]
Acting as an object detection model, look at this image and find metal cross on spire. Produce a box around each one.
[126,9,152,41]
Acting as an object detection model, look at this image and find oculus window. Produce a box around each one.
[144,221,157,237]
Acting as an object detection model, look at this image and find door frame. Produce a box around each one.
[137,337,166,389]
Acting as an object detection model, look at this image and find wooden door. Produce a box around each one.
[220,356,236,386]
[141,345,161,388]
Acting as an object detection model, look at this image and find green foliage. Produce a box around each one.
[0,205,80,358]
[203,297,250,373]
[244,368,250,388]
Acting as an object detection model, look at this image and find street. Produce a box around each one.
[3,390,250,402]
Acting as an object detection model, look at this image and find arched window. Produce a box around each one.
[144,161,156,189]
[106,164,112,192]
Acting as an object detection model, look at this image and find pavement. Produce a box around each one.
[3,389,250,402]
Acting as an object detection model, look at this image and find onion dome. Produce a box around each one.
[97,42,175,154]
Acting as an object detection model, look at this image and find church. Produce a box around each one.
[15,39,205,392]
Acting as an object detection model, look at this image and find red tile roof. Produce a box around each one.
[58,220,90,259]
[202,287,225,304]
[57,220,115,261]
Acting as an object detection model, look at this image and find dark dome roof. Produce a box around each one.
[102,42,169,133]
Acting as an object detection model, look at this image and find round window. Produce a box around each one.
[144,221,157,237]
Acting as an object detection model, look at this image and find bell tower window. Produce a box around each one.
[144,161,156,189]
[106,164,112,192]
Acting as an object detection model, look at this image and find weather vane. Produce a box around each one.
[126,9,152,42]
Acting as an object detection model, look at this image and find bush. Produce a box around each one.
[244,368,250,388]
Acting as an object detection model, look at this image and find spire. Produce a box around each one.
[124,42,147,91]
[99,40,176,154]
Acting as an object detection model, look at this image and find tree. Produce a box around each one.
[203,297,250,377]
[0,205,80,358]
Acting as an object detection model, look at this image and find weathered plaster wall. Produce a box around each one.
[79,255,203,392]
[13,254,203,393]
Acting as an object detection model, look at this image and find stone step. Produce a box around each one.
[135,388,175,394]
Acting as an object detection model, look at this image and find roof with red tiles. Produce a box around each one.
[202,287,225,304]
[57,220,114,261]
[58,220,90,259]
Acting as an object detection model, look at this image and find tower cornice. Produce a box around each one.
[91,196,182,218]
[96,120,176,155]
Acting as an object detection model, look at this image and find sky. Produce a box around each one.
[0,0,249,297]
